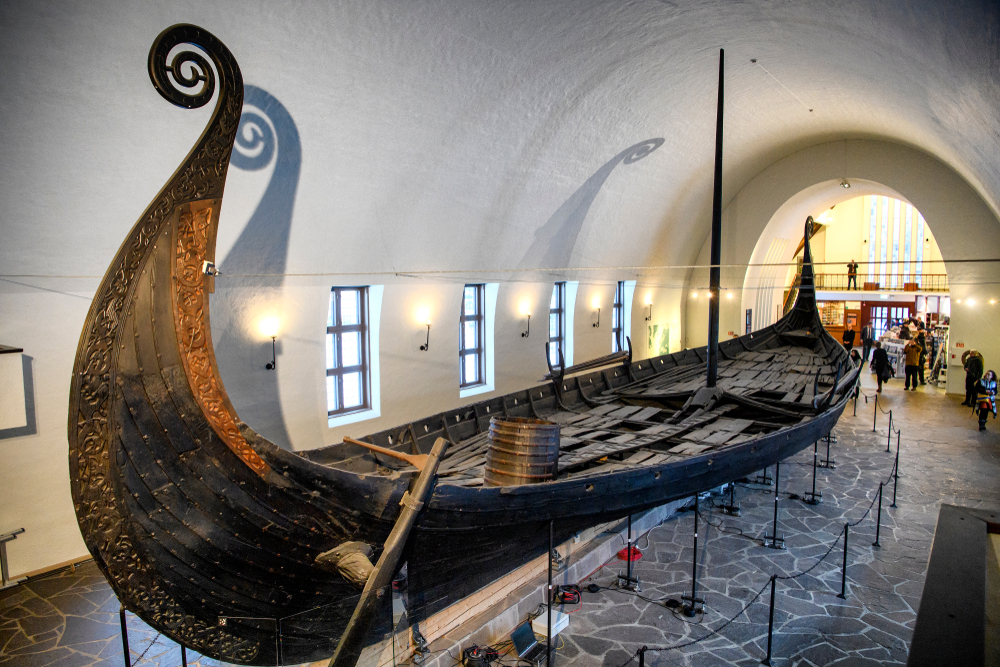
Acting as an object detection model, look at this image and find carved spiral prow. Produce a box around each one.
[68,24,255,663]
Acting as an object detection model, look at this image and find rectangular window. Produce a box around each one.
[867,196,877,283]
[459,284,485,388]
[915,213,926,286]
[612,281,625,353]
[327,287,370,417]
[903,204,913,284]
[548,282,566,368]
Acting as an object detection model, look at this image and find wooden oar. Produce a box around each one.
[328,437,449,667]
[343,436,428,471]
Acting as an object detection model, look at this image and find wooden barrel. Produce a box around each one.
[484,416,560,486]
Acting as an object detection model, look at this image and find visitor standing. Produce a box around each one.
[975,370,997,431]
[872,341,890,393]
[860,322,875,361]
[915,331,927,385]
[846,259,859,290]
[903,338,921,391]
[962,349,985,406]
[842,323,856,351]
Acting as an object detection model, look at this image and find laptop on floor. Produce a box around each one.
[511,620,547,666]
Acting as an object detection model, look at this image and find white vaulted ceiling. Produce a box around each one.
[1,0,999,278]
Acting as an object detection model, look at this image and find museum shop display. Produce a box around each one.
[68,25,860,665]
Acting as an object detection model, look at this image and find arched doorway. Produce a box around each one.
[681,139,1000,395]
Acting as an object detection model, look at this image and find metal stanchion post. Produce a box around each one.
[626,514,633,585]
[617,514,639,591]
[761,575,777,666]
[837,524,848,599]
[853,387,858,416]
[872,483,883,548]
[720,479,741,516]
[639,647,646,667]
[765,462,785,549]
[682,495,704,616]
[892,449,900,508]
[873,395,878,432]
[887,412,892,452]
[119,607,131,667]
[181,645,187,667]
[895,431,901,477]
[804,440,822,505]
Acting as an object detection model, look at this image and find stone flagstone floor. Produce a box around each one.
[2,372,998,667]
[552,373,1000,666]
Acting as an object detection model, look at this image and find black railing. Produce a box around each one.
[790,272,949,292]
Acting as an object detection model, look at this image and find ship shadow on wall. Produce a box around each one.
[212,86,300,450]
[518,138,664,270]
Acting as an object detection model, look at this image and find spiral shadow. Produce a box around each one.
[214,86,301,451]
[518,138,665,270]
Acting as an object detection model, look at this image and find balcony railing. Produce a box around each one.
[793,273,949,292]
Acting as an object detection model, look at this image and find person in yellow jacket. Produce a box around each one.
[903,339,922,391]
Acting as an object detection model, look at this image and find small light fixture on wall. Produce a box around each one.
[420,321,431,351]
[841,179,851,189]
[522,313,531,338]
[592,297,601,328]
[259,317,280,370]
[726,290,734,299]
[645,295,653,321]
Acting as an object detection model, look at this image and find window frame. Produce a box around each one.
[612,281,626,353]
[326,286,371,417]
[459,284,486,389]
[548,282,566,368]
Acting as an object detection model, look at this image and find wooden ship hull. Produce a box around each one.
[68,25,859,665]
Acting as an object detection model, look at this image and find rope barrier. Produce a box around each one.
[609,414,902,667]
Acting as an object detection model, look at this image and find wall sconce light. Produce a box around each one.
[840,179,851,188]
[691,291,699,299]
[419,322,431,351]
[258,317,280,370]
[592,306,601,328]
[726,291,733,299]
[522,314,531,338]
[265,336,277,370]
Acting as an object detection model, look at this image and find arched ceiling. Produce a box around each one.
[1,0,998,279]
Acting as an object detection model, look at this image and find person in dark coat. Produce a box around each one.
[871,341,890,393]
[975,370,997,431]
[963,350,985,406]
[903,339,922,391]
[842,323,856,351]
[847,259,859,290]
[915,331,927,385]
[860,323,875,361]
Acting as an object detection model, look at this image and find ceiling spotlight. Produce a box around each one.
[840,179,851,189]
[990,300,996,305]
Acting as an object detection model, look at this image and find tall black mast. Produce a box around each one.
[706,48,724,387]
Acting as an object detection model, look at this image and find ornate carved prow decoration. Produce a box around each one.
[67,24,261,661]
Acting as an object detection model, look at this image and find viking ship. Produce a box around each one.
[68,25,859,666]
